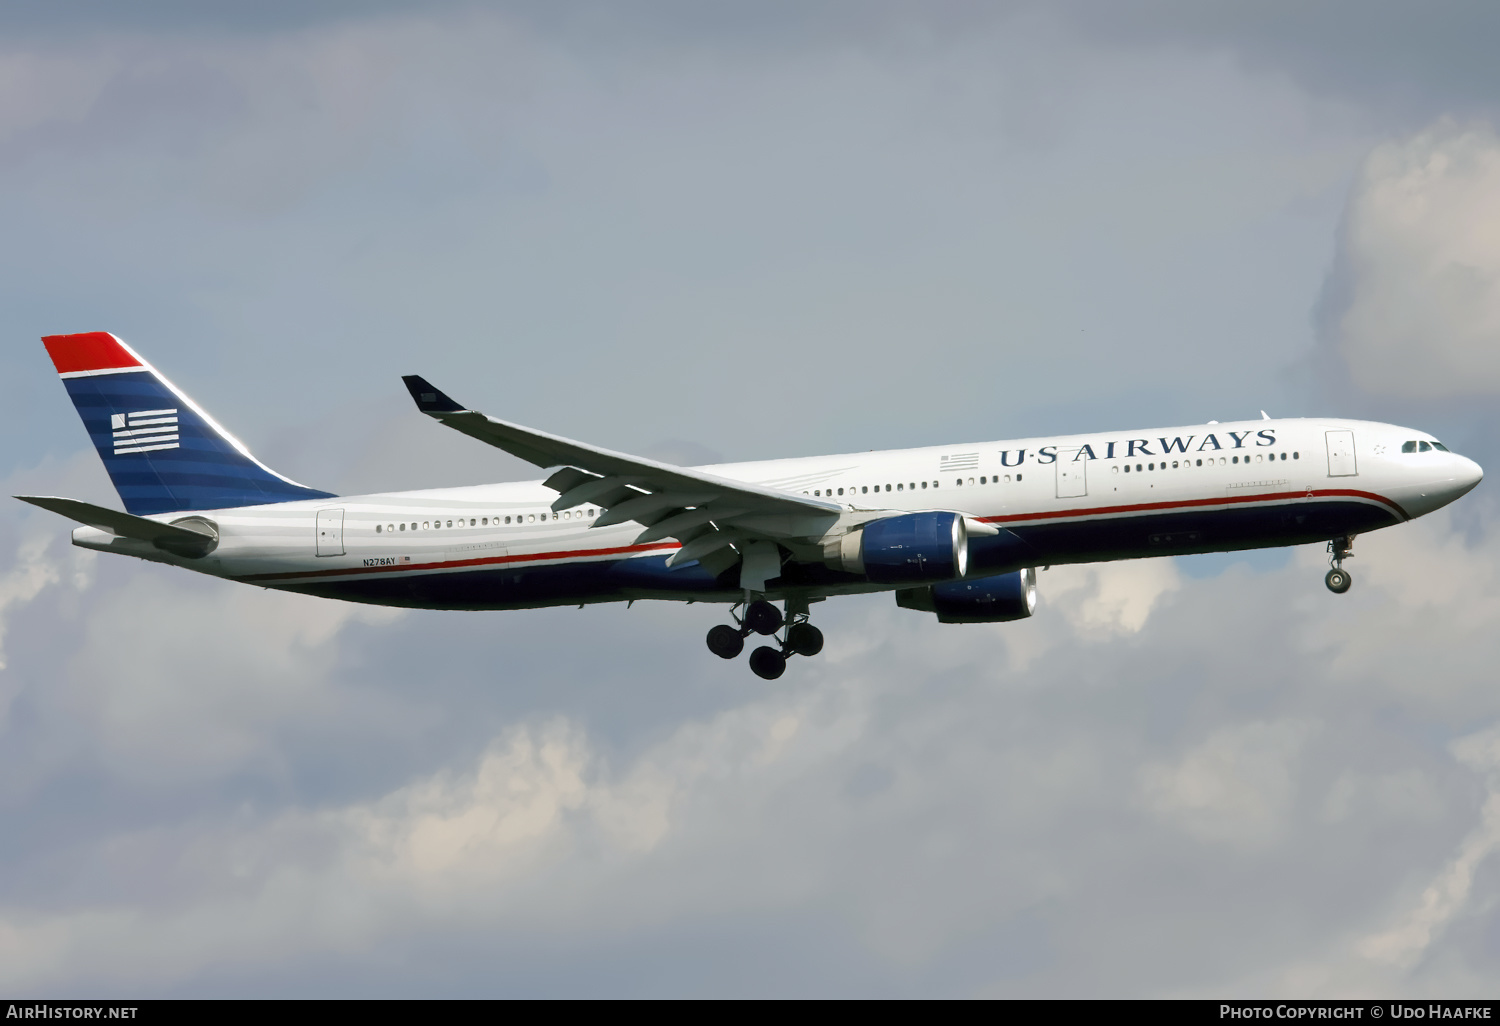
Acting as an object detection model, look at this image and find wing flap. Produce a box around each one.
[402,376,845,578]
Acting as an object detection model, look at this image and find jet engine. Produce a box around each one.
[895,568,1037,623]
[824,511,968,584]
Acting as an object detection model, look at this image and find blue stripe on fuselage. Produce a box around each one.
[266,498,1399,610]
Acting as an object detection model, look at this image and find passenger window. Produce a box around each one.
[1148,463,1154,471]
[932,481,939,488]
[1016,474,1022,481]
[1256,454,1263,462]
[910,483,916,490]
[1280,453,1286,461]
[446,520,453,528]
[838,488,844,496]
[1292,452,1298,459]
[956,478,963,486]
[886,484,892,492]
[563,511,571,519]
[588,509,596,516]
[423,521,430,530]
[1195,459,1201,466]
[399,523,405,531]
[1124,465,1130,473]
[527,514,535,523]
[1111,466,1119,474]
[376,524,382,533]
[1419,441,1432,452]
[897,483,903,491]
[861,486,868,494]
[470,519,476,526]
[921,481,928,488]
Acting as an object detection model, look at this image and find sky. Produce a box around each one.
[1,0,1499,997]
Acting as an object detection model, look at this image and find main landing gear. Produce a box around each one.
[1325,535,1355,594]
[706,597,824,680]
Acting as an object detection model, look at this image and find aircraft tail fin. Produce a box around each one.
[41,332,335,516]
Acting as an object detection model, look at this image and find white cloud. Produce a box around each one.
[1141,719,1319,847]
[0,506,1496,995]
[1046,558,1182,637]
[1,5,1498,998]
[1353,724,1500,970]
[0,535,59,671]
[1335,120,1500,397]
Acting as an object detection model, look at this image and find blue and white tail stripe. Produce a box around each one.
[43,332,335,516]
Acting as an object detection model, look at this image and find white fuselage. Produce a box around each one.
[71,417,1484,610]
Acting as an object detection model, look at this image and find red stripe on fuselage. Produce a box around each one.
[980,488,1409,526]
[235,489,1404,586]
[42,332,143,375]
[234,540,682,584]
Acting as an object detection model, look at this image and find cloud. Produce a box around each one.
[1331,120,1500,398]
[1142,719,1319,847]
[1355,724,1500,970]
[1,2,1499,999]
[1,500,1497,995]
[1046,558,1182,637]
[0,536,60,671]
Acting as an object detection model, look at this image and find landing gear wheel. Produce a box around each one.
[749,646,787,680]
[744,600,784,636]
[785,622,824,657]
[1325,568,1352,594]
[707,624,746,659]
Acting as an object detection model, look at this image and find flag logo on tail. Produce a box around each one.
[112,408,179,454]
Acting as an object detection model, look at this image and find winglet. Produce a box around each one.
[402,375,468,415]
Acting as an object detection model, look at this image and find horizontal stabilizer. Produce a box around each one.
[15,495,218,557]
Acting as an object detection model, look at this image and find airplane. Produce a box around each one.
[17,331,1485,680]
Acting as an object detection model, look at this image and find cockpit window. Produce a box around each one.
[1419,440,1432,452]
[1402,441,1417,453]
[1433,441,1450,452]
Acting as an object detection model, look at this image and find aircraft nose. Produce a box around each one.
[1458,455,1484,493]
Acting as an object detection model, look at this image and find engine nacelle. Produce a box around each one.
[895,568,1037,623]
[825,511,968,584]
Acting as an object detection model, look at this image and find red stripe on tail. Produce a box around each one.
[41,332,142,375]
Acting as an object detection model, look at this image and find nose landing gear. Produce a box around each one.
[1325,535,1355,594]
[705,596,824,678]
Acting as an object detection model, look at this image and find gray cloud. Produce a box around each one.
[1067,0,1500,123]
[0,2,1496,997]
[1325,121,1500,399]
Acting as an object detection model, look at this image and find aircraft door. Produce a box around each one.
[1325,431,1358,478]
[316,508,345,556]
[1056,448,1087,498]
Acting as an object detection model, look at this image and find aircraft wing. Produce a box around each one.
[402,376,844,580]
[15,495,218,557]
